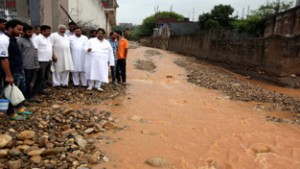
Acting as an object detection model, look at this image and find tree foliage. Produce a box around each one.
[139,11,185,37]
[233,0,294,36]
[198,4,236,29]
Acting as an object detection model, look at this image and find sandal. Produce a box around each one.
[16,107,32,115]
[10,114,26,121]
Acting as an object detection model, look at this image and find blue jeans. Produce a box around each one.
[13,73,26,96]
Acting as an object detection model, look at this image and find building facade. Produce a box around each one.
[0,0,118,33]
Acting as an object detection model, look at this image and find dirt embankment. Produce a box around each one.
[175,58,300,124]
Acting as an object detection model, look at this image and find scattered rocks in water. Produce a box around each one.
[129,115,142,122]
[250,143,272,154]
[103,122,118,130]
[145,49,161,56]
[135,60,157,72]
[145,157,169,168]
[175,59,300,115]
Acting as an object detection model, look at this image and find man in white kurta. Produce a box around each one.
[50,25,74,87]
[69,27,88,86]
[84,28,114,91]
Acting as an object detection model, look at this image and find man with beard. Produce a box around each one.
[50,24,74,87]
[32,25,53,94]
[65,22,77,37]
[0,18,6,35]
[84,28,114,91]
[69,27,88,87]
[109,31,118,84]
[17,24,39,99]
[0,19,31,120]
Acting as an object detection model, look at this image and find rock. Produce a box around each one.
[102,156,110,163]
[291,74,297,78]
[77,164,91,169]
[16,145,30,152]
[129,115,142,122]
[0,134,13,148]
[87,151,101,164]
[8,149,22,156]
[8,128,16,133]
[27,148,45,156]
[30,155,42,164]
[253,104,265,111]
[0,149,9,158]
[46,143,55,149]
[42,147,67,156]
[57,163,69,169]
[145,157,169,168]
[45,164,55,169]
[65,138,75,146]
[52,104,61,110]
[18,130,35,140]
[72,161,79,167]
[103,122,118,130]
[73,134,87,149]
[63,108,74,116]
[7,160,22,169]
[251,143,272,154]
[84,128,94,134]
[24,139,35,146]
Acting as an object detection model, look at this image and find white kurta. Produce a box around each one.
[69,35,88,72]
[50,32,74,73]
[84,38,115,83]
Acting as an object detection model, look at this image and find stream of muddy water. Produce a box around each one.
[92,44,300,169]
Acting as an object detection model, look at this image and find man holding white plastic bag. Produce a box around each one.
[0,19,31,120]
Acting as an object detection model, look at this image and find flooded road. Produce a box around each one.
[93,44,300,169]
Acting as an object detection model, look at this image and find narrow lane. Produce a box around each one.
[94,43,300,169]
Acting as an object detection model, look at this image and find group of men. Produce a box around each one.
[0,19,129,120]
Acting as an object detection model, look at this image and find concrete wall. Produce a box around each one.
[68,0,107,30]
[141,32,300,78]
[264,6,300,37]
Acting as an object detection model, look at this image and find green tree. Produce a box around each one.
[198,4,236,29]
[139,11,185,37]
[233,0,294,36]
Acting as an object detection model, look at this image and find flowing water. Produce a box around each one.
[92,44,300,169]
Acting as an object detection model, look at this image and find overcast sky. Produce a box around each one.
[116,0,296,25]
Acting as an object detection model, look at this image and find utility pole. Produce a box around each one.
[247,5,250,18]
[192,8,195,21]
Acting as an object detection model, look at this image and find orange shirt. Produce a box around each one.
[117,38,129,59]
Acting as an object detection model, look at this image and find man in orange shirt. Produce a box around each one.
[116,31,129,85]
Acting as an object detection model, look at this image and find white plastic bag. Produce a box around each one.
[4,84,25,106]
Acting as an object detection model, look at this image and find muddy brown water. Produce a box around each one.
[91,44,300,169]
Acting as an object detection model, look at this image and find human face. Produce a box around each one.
[74,28,81,37]
[69,24,76,32]
[34,27,41,35]
[24,30,33,38]
[111,32,117,40]
[41,29,51,37]
[11,24,23,37]
[59,27,66,34]
[0,22,6,32]
[97,30,105,40]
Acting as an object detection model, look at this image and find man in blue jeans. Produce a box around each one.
[109,31,118,84]
[0,19,31,120]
